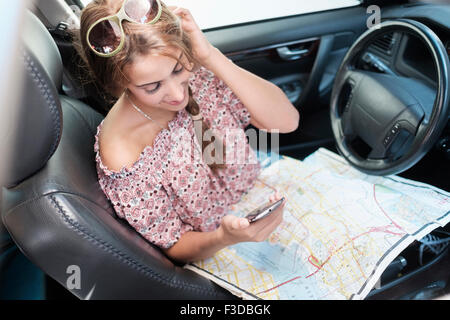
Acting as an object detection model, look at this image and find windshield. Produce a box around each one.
[79,0,363,30]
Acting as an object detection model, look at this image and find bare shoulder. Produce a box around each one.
[100,137,143,173]
[98,117,146,173]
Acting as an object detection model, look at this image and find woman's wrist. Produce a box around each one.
[200,46,226,71]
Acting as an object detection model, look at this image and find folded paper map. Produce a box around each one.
[185,148,450,300]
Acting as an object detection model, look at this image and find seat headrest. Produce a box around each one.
[22,11,63,89]
[4,11,64,187]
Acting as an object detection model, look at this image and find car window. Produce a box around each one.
[79,0,363,30]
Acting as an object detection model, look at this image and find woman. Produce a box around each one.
[76,0,300,263]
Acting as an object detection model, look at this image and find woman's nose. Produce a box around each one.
[167,80,185,102]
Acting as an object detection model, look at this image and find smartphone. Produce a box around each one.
[245,197,285,223]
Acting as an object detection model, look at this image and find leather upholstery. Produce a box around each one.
[4,18,63,187]
[23,12,63,89]
[1,11,233,299]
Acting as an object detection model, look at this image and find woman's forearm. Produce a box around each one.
[202,47,300,133]
[163,229,226,263]
[164,195,285,263]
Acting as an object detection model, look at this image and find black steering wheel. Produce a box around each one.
[330,19,449,176]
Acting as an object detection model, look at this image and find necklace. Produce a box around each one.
[125,92,166,130]
[125,90,205,158]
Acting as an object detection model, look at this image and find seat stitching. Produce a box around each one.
[22,51,62,161]
[47,194,223,297]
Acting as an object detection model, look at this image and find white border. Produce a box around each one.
[167,0,362,30]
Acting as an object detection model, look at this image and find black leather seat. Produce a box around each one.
[1,11,233,300]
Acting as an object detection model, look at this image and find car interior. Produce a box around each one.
[1,0,449,300]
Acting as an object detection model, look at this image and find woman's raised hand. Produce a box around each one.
[218,192,286,246]
[169,6,215,66]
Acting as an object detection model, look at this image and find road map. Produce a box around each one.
[185,148,450,300]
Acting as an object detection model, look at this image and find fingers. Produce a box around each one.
[231,217,250,229]
[269,192,278,202]
[169,6,191,18]
[250,200,285,241]
[168,6,184,21]
[168,6,201,35]
[221,197,286,243]
[253,210,283,242]
[223,215,249,230]
[168,6,180,13]
[239,218,250,229]
[221,214,234,229]
[269,191,286,203]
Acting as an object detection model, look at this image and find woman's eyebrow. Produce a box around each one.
[135,53,184,88]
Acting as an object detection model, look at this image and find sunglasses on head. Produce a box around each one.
[86,0,162,58]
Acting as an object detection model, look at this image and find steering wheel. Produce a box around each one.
[330,19,449,176]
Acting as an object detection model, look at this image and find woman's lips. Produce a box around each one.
[168,99,184,106]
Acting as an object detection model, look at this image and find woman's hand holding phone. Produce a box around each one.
[218,192,286,246]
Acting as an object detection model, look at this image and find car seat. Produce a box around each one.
[0,10,234,300]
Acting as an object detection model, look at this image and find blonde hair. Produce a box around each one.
[74,0,226,170]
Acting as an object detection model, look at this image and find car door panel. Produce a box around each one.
[205,6,368,158]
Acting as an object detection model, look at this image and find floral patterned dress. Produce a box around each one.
[94,67,262,249]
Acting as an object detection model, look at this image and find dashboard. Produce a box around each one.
[358,19,450,88]
[354,3,450,161]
